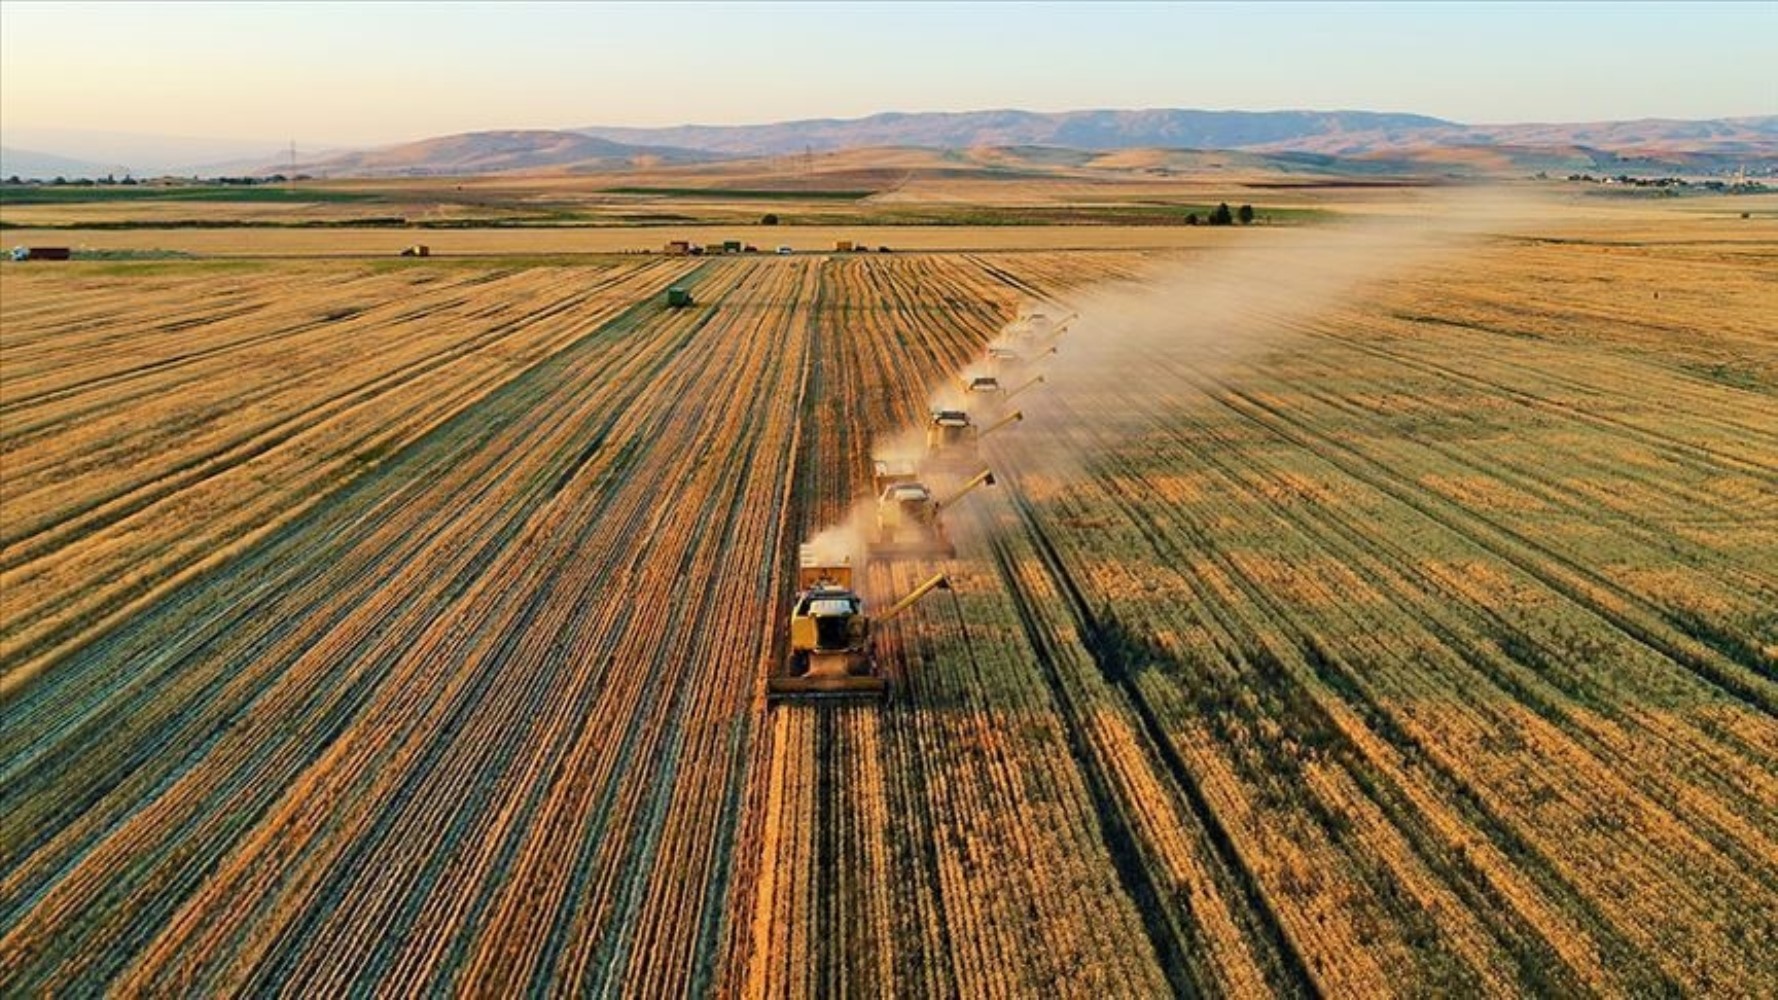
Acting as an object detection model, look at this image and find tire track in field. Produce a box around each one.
[993,420,1656,993]
[0,270,410,414]
[1006,317,1770,990]
[3,256,803,989]
[1260,339,1778,685]
[1201,380,1777,710]
[1303,315,1778,480]
[0,268,728,976]
[0,264,690,691]
[1066,320,1774,713]
[1,265,653,553]
[983,477,1322,998]
[0,273,506,449]
[1161,383,1778,863]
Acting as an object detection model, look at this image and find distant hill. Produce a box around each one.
[9,111,1773,181]
[575,109,1460,157]
[1,146,120,180]
[294,129,717,178]
[1439,116,1778,155]
[567,109,1777,180]
[0,127,304,179]
[1242,116,1778,166]
[284,116,1778,180]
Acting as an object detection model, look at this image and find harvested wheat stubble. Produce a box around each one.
[3,230,1775,996]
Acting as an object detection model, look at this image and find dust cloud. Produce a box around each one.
[987,187,1554,479]
[799,187,1552,577]
[801,499,876,571]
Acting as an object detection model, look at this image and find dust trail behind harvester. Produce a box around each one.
[797,189,1545,577]
[987,188,1551,485]
[800,498,876,577]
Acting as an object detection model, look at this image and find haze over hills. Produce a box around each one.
[573,108,1778,160]
[575,109,1462,156]
[0,146,119,181]
[4,109,1774,180]
[1245,115,1778,157]
[281,115,1774,182]
[292,130,716,178]
[0,126,321,179]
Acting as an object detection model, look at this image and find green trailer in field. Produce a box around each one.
[667,286,694,308]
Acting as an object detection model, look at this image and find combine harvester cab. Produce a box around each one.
[768,546,950,704]
[964,374,1004,398]
[872,457,920,495]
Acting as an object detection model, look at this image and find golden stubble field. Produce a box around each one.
[2,188,1775,995]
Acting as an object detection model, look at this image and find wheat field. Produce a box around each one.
[3,195,1774,994]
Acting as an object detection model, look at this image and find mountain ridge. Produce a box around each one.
[290,129,717,178]
[5,109,1773,180]
[574,108,1466,156]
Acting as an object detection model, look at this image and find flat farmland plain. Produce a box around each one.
[2,207,1775,995]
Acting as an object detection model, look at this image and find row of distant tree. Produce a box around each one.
[1560,173,1769,193]
[2,174,311,186]
[755,204,1263,227]
[3,174,148,186]
[1186,203,1255,226]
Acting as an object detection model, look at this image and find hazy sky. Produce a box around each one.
[2,1,1773,148]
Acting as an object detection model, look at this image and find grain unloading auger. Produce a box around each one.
[1000,374,1045,405]
[767,546,951,703]
[869,467,997,559]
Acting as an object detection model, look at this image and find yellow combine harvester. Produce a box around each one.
[925,408,1022,468]
[961,373,1043,410]
[1015,309,1075,345]
[869,467,997,559]
[767,546,951,703]
[984,344,1057,371]
[963,374,1003,398]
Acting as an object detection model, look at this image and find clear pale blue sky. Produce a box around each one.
[2,1,1772,145]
